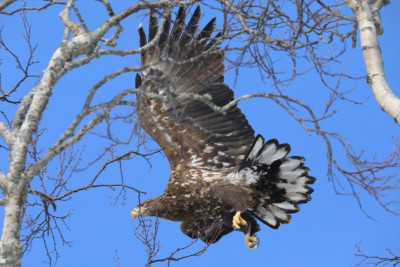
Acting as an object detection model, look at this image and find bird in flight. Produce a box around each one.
[131,6,315,249]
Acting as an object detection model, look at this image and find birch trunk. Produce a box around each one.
[0,2,167,265]
[346,0,400,124]
[0,186,26,267]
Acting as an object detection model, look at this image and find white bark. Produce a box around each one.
[0,9,108,267]
[0,123,11,146]
[0,1,179,266]
[346,0,400,124]
[0,172,6,193]
[0,0,16,12]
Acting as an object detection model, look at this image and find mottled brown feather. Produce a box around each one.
[137,6,254,178]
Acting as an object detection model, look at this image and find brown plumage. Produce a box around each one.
[131,6,315,249]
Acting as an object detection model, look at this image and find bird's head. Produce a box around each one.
[130,198,158,219]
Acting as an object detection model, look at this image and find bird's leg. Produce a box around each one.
[232,211,247,230]
[245,231,259,249]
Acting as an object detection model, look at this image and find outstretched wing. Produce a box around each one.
[136,7,254,172]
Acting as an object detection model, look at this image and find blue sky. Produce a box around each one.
[1,1,399,266]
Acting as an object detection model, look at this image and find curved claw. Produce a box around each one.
[245,232,259,249]
[232,211,247,230]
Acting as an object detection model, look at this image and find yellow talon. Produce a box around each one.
[232,211,247,230]
[245,232,259,249]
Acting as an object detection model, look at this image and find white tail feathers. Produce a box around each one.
[242,135,315,229]
[245,136,264,164]
[242,136,290,167]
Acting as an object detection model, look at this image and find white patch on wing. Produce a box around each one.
[199,170,232,183]
[235,167,261,185]
[214,143,225,147]
[221,162,231,167]
[188,155,203,167]
[203,145,214,153]
[149,99,157,110]
[217,151,229,157]
[225,131,239,137]
[206,155,234,169]
[180,179,198,187]
[224,168,259,186]
[225,172,239,183]
[244,169,259,185]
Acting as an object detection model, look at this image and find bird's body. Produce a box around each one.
[131,6,315,249]
[138,179,230,222]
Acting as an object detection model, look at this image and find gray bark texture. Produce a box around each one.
[346,0,400,124]
[0,1,179,265]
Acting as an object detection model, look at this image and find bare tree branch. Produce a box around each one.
[345,0,400,124]
[0,0,16,12]
[150,240,211,266]
[355,243,400,266]
[0,123,11,146]
[0,11,39,104]
[0,1,66,15]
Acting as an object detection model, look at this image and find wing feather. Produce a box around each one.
[137,7,255,173]
[169,7,186,48]
[178,6,201,48]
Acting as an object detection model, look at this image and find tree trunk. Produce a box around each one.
[0,183,26,267]
[346,0,400,124]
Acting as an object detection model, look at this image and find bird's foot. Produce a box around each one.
[232,211,247,230]
[245,231,259,249]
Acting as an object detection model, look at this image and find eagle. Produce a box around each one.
[130,6,315,249]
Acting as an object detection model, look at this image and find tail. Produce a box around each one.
[240,135,315,229]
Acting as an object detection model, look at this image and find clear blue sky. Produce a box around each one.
[0,1,399,266]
